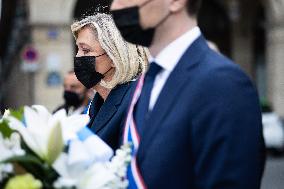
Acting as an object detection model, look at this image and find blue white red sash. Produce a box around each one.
[123,74,147,189]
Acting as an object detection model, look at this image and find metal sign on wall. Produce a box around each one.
[46,53,62,87]
[21,45,40,72]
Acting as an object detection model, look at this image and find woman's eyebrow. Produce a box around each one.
[76,42,90,47]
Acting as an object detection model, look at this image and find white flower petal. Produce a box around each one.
[53,177,77,189]
[31,105,51,123]
[79,164,116,189]
[68,139,91,166]
[61,114,89,142]
[62,114,89,133]
[52,153,69,177]
[51,109,67,125]
[7,117,42,158]
[48,109,67,136]
[47,123,64,164]
[24,106,50,154]
[24,106,44,131]
[83,135,113,162]
[2,109,10,119]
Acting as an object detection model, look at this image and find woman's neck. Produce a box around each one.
[93,85,111,101]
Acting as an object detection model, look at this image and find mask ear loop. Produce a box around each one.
[102,66,114,77]
[95,52,113,77]
[95,52,107,58]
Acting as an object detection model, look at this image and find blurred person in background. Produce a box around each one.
[71,13,149,150]
[53,71,91,115]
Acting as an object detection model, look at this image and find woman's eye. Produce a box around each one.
[82,49,90,54]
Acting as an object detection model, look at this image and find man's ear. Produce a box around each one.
[169,0,187,12]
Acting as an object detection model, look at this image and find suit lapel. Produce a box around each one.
[92,83,131,133]
[139,36,209,150]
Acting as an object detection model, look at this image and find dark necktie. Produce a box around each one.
[135,62,162,130]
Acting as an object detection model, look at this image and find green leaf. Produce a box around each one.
[2,154,43,166]
[1,155,46,180]
[47,122,64,165]
[2,154,59,187]
[0,119,14,138]
[9,107,24,121]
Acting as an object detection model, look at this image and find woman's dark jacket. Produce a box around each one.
[87,82,134,150]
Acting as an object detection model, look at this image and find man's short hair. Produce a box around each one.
[187,0,202,16]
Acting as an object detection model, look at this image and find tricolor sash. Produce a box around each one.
[123,74,147,189]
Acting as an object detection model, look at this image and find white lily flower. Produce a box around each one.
[53,143,131,189]
[0,132,24,182]
[2,109,10,120]
[0,164,13,182]
[53,136,113,188]
[0,109,10,123]
[0,132,25,161]
[6,105,89,165]
[78,163,118,189]
[108,144,131,178]
[78,145,131,189]
[55,161,128,189]
[59,112,91,143]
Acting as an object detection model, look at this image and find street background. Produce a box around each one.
[262,155,284,189]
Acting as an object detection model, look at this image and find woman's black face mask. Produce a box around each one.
[74,56,104,89]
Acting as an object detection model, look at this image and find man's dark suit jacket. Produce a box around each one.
[88,82,133,150]
[135,36,265,189]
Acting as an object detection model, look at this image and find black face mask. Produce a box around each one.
[74,56,105,89]
[111,1,170,47]
[64,91,84,107]
[111,6,155,47]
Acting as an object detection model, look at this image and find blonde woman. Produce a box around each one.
[71,13,148,150]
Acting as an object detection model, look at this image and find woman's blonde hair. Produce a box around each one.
[71,13,149,89]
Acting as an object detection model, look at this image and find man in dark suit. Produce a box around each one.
[111,0,265,188]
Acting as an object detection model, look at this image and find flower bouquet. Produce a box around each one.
[0,105,131,189]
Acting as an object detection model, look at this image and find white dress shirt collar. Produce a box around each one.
[149,26,201,71]
[147,27,201,110]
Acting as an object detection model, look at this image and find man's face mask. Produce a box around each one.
[74,55,108,89]
[63,91,84,107]
[111,0,170,47]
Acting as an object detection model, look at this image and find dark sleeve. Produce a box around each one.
[52,104,67,114]
[190,66,266,189]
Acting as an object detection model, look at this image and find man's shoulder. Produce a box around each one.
[52,104,67,114]
[179,35,241,76]
[178,46,256,100]
[190,47,250,83]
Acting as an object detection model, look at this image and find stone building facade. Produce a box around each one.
[1,0,284,117]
